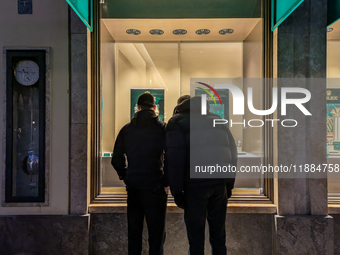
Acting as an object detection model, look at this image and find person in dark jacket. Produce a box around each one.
[172,95,191,116]
[165,96,237,255]
[111,92,167,255]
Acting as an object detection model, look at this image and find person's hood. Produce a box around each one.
[173,96,210,115]
[174,98,190,114]
[131,110,158,126]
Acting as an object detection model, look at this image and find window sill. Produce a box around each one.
[328,205,340,214]
[328,194,340,214]
[88,203,277,214]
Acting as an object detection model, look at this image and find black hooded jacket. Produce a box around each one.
[165,97,237,196]
[111,110,167,189]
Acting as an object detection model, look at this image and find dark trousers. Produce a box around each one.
[184,185,228,255]
[127,187,167,255]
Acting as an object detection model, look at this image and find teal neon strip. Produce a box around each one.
[328,17,340,27]
[328,0,340,26]
[66,0,93,32]
[271,0,304,31]
[197,87,217,105]
[102,0,261,19]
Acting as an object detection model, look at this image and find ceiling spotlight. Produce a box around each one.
[126,29,141,35]
[196,29,210,35]
[173,29,187,35]
[219,28,234,35]
[327,27,334,33]
[149,29,164,35]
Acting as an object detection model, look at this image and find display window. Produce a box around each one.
[327,20,340,205]
[99,18,268,197]
[88,0,274,208]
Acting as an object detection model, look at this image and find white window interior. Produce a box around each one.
[100,18,264,195]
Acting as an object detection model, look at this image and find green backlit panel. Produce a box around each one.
[271,0,304,31]
[102,0,261,19]
[328,0,340,26]
[66,0,93,32]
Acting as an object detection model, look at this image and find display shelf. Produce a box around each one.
[102,152,113,157]
[88,202,277,214]
[101,151,256,158]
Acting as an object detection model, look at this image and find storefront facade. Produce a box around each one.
[0,0,339,254]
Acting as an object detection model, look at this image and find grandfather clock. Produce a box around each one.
[3,48,49,205]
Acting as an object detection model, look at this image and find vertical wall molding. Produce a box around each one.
[69,7,89,214]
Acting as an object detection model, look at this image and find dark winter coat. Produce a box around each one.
[111,110,167,189]
[165,97,237,196]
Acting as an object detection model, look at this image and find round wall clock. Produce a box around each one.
[14,60,39,86]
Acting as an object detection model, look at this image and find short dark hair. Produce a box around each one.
[137,93,155,107]
[177,95,190,105]
[139,105,154,110]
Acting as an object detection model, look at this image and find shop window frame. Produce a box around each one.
[88,0,276,212]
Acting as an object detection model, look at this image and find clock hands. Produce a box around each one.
[22,68,26,83]
[21,69,32,83]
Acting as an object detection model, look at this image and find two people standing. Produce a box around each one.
[111,92,237,255]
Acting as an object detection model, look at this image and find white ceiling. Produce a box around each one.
[102,18,261,42]
[328,20,340,40]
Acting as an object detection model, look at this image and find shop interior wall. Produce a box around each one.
[327,40,340,79]
[0,1,69,214]
[242,20,263,156]
[114,42,180,137]
[143,43,181,123]
[101,22,116,153]
[101,37,244,152]
[181,42,243,143]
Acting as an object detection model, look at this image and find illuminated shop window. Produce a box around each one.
[327,21,340,198]
[99,18,265,196]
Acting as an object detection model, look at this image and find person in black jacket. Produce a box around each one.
[172,95,191,116]
[165,96,237,255]
[111,92,167,255]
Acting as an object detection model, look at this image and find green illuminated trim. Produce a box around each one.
[328,17,340,27]
[102,0,261,19]
[328,0,340,26]
[66,0,93,32]
[271,0,304,31]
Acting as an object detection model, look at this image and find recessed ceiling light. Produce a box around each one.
[327,27,334,33]
[173,29,187,35]
[196,29,210,35]
[149,29,164,35]
[126,29,141,35]
[219,28,234,35]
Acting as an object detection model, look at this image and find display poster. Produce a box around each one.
[327,89,340,157]
[194,88,229,124]
[130,89,164,121]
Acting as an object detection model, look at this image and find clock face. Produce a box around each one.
[14,60,39,86]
